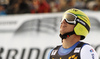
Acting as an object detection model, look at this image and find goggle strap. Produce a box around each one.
[76,19,90,32]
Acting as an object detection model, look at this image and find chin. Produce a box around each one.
[60,29,68,34]
[60,31,69,35]
[60,31,65,35]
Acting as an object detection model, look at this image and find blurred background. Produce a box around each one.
[0,0,100,15]
[0,0,100,59]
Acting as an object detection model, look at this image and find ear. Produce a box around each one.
[74,23,88,37]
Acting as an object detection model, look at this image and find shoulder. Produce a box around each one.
[53,45,62,50]
[47,45,61,59]
[47,49,53,59]
[80,44,99,59]
[81,44,96,54]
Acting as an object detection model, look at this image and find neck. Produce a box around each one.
[62,34,80,49]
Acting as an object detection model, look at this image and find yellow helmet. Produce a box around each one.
[62,8,91,40]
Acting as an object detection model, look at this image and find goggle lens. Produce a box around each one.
[61,13,76,24]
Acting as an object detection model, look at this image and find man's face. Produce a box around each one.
[60,20,75,35]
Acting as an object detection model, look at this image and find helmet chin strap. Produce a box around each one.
[59,31,75,40]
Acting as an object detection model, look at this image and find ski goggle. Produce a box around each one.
[61,13,77,24]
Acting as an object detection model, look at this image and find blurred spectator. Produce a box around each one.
[58,0,76,12]
[18,0,30,14]
[38,0,50,13]
[0,5,6,15]
[1,0,100,15]
[0,0,9,9]
[67,0,76,8]
[9,0,17,6]
[87,1,99,11]
[29,0,39,13]
[96,0,100,10]
[58,0,67,12]
[49,0,58,12]
[6,2,19,14]
[46,0,50,3]
[75,0,86,9]
[28,0,50,13]
[0,0,9,5]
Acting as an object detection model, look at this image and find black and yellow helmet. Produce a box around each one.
[62,8,91,40]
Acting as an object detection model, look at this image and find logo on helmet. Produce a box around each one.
[77,19,86,26]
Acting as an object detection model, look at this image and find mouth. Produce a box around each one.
[60,24,67,28]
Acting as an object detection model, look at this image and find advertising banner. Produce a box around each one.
[0,11,100,59]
